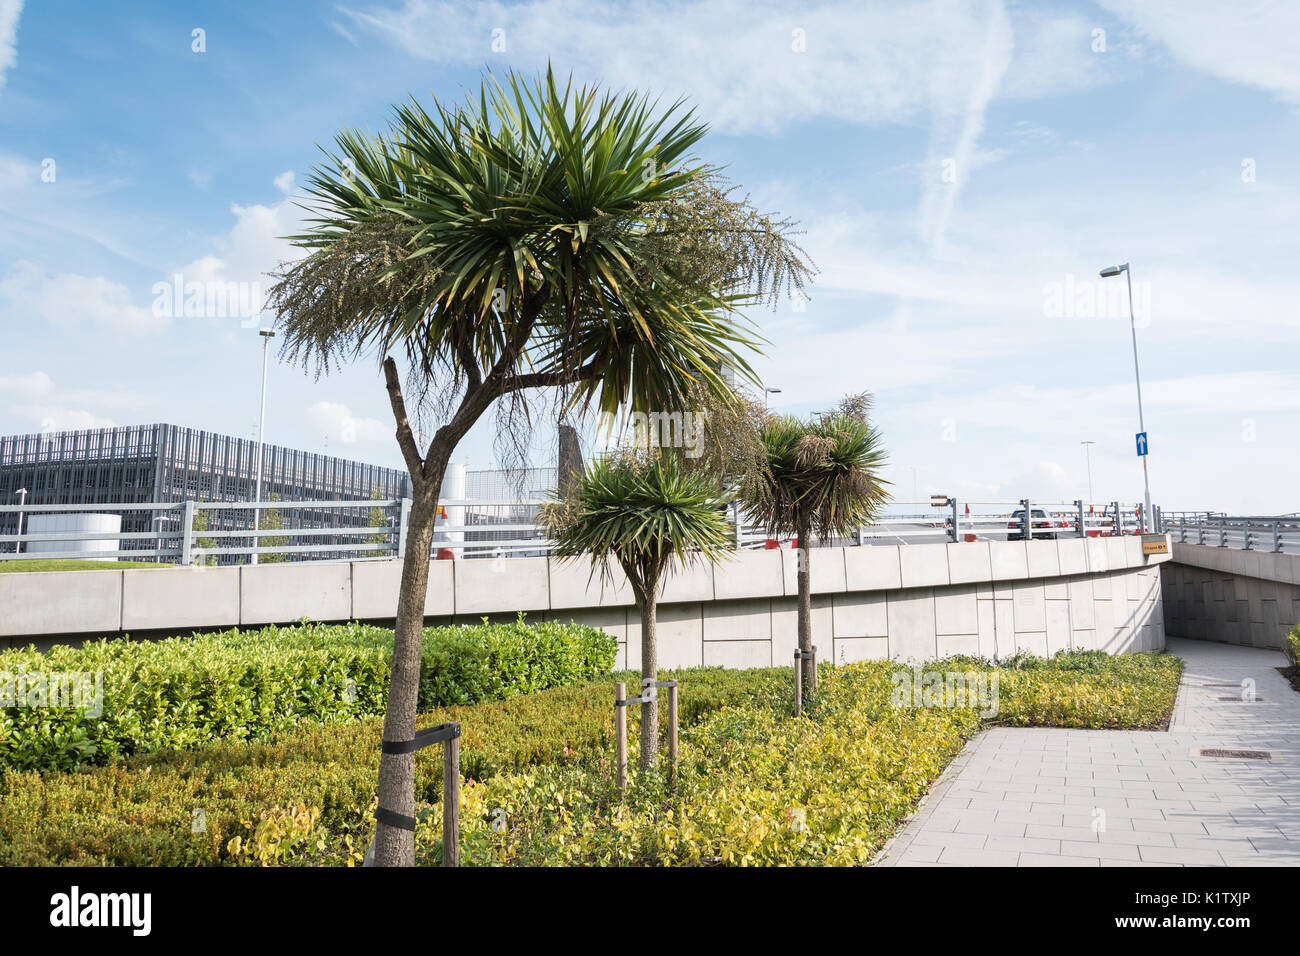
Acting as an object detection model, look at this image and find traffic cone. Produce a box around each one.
[436,504,454,559]
[963,502,976,542]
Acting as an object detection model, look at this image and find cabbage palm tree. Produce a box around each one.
[268,69,811,865]
[544,451,732,771]
[743,395,889,696]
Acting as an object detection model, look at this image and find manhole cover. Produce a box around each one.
[1197,748,1272,760]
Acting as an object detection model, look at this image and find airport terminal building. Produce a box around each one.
[0,424,412,558]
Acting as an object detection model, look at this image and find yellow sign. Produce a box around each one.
[1141,534,1169,556]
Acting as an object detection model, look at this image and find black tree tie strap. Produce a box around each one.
[380,722,461,755]
[373,806,417,832]
[374,722,461,832]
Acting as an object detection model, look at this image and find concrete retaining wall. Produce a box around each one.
[0,536,1172,664]
[1162,542,1300,650]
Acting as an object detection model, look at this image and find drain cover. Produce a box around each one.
[1217,696,1265,702]
[1198,748,1272,760]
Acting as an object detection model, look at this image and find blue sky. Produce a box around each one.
[1,0,1298,512]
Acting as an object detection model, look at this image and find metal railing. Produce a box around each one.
[0,496,1155,565]
[1162,512,1300,554]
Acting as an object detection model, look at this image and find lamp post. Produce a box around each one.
[1080,441,1095,503]
[252,328,275,565]
[763,386,781,408]
[14,487,27,554]
[1099,263,1152,532]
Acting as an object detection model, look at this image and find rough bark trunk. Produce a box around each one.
[372,481,442,866]
[638,590,659,772]
[796,512,814,698]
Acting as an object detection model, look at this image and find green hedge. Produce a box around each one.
[1286,624,1300,668]
[0,618,616,772]
[0,667,784,866]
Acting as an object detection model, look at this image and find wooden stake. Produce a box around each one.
[442,733,459,867]
[793,648,803,716]
[667,681,679,786]
[615,681,627,794]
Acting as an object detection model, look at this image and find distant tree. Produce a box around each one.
[544,449,732,771]
[190,507,219,567]
[741,393,890,696]
[258,493,290,563]
[365,489,392,554]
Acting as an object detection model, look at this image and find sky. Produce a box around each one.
[1,0,1297,513]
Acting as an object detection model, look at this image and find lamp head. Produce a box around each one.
[1099,264,1127,278]
[258,327,275,337]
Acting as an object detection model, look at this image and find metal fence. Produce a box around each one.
[1162,512,1300,555]
[0,495,1155,565]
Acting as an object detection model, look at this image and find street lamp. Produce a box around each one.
[763,387,782,408]
[1099,262,1153,532]
[13,488,27,554]
[252,328,275,565]
[1080,441,1095,503]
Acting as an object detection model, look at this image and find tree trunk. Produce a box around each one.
[372,482,441,866]
[796,512,814,698]
[638,592,658,772]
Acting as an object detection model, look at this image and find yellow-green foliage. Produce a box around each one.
[0,652,1182,866]
[0,668,781,865]
[1286,624,1300,668]
[978,650,1184,729]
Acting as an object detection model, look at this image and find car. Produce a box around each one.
[1007,508,1057,541]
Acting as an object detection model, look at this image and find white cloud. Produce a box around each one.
[0,371,118,434]
[917,1,1012,256]
[273,170,295,194]
[16,406,117,432]
[0,370,52,397]
[340,0,1103,134]
[307,401,391,445]
[0,0,22,92]
[167,192,306,324]
[0,260,163,332]
[1098,0,1300,104]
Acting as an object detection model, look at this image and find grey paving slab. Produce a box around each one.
[875,638,1300,866]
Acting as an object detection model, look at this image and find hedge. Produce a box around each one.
[0,617,616,772]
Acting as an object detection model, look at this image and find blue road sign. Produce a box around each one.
[1135,431,1149,456]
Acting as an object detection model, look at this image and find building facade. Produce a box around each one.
[0,424,412,560]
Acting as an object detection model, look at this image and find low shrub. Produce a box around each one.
[0,650,1182,866]
[1286,624,1300,668]
[0,667,777,865]
[0,617,616,772]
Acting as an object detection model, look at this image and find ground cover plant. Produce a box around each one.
[0,650,1182,866]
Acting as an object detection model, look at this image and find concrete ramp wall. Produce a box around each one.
[1162,543,1300,651]
[0,535,1173,666]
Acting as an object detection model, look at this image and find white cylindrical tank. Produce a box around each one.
[25,513,123,560]
[437,462,466,558]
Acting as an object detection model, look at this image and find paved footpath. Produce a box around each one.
[875,638,1300,866]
